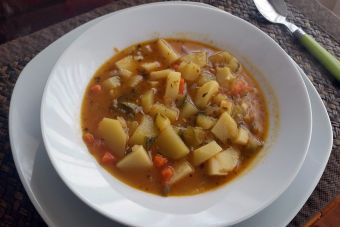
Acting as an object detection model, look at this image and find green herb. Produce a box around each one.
[145,136,157,150]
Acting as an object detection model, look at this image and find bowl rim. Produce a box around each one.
[40,2,312,226]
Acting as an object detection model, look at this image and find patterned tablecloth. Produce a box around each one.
[0,0,339,226]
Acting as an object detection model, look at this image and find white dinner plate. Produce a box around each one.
[9,2,332,227]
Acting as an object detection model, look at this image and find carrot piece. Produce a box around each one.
[161,166,174,182]
[90,84,102,93]
[179,78,185,95]
[101,152,117,165]
[83,132,94,144]
[230,80,249,96]
[153,154,168,168]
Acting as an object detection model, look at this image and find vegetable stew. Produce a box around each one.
[81,38,268,196]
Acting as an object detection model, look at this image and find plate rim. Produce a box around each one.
[39,2,312,225]
[8,2,331,227]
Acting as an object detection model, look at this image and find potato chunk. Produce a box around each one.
[180,100,198,119]
[155,113,171,131]
[213,93,227,105]
[234,127,249,145]
[195,81,219,108]
[196,114,216,129]
[156,125,189,159]
[141,61,161,72]
[127,75,143,87]
[246,133,264,150]
[141,89,155,113]
[228,57,240,72]
[192,141,222,166]
[149,69,173,80]
[208,51,232,66]
[98,118,127,158]
[157,39,179,64]
[116,145,152,170]
[169,160,194,185]
[149,103,179,122]
[115,55,136,72]
[211,112,238,143]
[180,51,207,67]
[182,126,206,148]
[130,115,157,147]
[206,147,240,175]
[178,61,201,81]
[216,66,235,88]
[164,71,181,103]
[102,76,120,90]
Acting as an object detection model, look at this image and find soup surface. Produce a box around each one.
[81,38,268,196]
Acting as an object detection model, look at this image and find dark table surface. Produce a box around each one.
[0,0,339,226]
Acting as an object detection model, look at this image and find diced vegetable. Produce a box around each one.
[179,78,185,95]
[101,152,117,165]
[141,89,155,113]
[182,126,206,147]
[155,113,171,131]
[216,66,235,88]
[206,147,240,175]
[228,57,240,72]
[90,84,102,94]
[211,112,238,143]
[164,71,181,103]
[102,76,121,90]
[153,154,168,168]
[141,61,161,72]
[246,133,264,150]
[234,127,249,145]
[208,51,232,66]
[98,118,127,158]
[180,51,207,67]
[195,81,219,109]
[149,103,179,122]
[116,145,153,170]
[157,39,179,64]
[180,100,198,118]
[116,55,136,72]
[196,114,216,129]
[213,93,227,105]
[130,115,157,147]
[83,132,94,144]
[220,99,233,114]
[119,69,133,79]
[178,61,201,81]
[230,79,249,96]
[192,140,222,166]
[156,125,190,159]
[128,75,143,87]
[161,166,174,182]
[149,69,173,80]
[169,160,194,185]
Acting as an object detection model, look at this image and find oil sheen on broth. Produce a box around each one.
[81,38,268,196]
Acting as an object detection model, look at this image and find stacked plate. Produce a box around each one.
[9,2,332,227]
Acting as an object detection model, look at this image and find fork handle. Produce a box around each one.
[294,30,340,82]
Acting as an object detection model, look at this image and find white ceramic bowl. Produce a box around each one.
[40,2,312,226]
